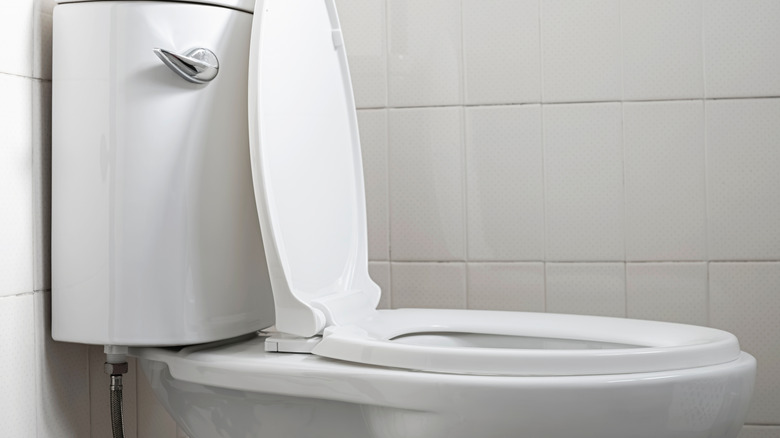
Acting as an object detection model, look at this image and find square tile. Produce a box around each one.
[33,291,90,437]
[0,0,34,77]
[387,0,462,107]
[626,263,707,325]
[467,263,545,312]
[624,101,706,261]
[391,262,466,309]
[90,345,138,438]
[138,366,178,438]
[466,105,544,261]
[462,0,541,104]
[389,108,465,261]
[358,110,389,261]
[739,425,780,438]
[543,103,624,261]
[704,0,780,98]
[541,0,622,102]
[706,99,780,260]
[710,262,780,424]
[546,263,626,317]
[621,0,704,100]
[33,79,52,291]
[0,73,34,297]
[33,0,55,80]
[0,294,37,437]
[369,261,391,309]
[335,0,386,108]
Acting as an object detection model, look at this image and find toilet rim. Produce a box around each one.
[311,309,742,376]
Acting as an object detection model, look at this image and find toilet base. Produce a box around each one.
[136,336,755,438]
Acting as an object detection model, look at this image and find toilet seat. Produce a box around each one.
[247,0,742,379]
[310,309,741,376]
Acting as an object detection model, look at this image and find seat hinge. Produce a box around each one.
[264,332,322,354]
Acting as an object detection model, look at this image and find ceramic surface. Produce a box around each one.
[136,334,755,438]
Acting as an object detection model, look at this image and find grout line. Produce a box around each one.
[461,106,470,307]
[701,0,708,99]
[459,0,467,106]
[538,0,547,313]
[618,0,626,101]
[357,94,780,112]
[384,259,780,264]
[31,292,40,438]
[382,107,393,308]
[0,70,52,81]
[537,0,545,103]
[383,0,392,108]
[706,260,711,327]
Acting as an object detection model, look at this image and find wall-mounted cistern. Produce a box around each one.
[153,47,219,83]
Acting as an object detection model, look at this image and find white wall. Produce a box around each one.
[1,0,778,437]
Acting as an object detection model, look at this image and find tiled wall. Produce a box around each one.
[2,0,778,437]
[338,0,780,435]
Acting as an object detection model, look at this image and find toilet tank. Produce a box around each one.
[52,1,275,346]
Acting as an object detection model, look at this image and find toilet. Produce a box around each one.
[51,0,756,437]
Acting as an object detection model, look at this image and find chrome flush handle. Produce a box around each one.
[153,47,219,84]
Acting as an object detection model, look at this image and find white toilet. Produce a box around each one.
[52,1,756,437]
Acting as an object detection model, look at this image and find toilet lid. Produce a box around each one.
[248,0,380,337]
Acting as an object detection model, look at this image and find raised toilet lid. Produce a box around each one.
[248,0,380,338]
[248,0,743,376]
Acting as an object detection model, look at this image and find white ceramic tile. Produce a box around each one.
[739,425,780,438]
[391,262,466,309]
[624,101,706,261]
[33,0,55,80]
[0,73,34,297]
[33,79,51,291]
[546,263,626,317]
[706,99,780,260]
[34,291,90,437]
[90,345,138,438]
[387,0,462,107]
[138,367,179,438]
[704,0,780,98]
[0,294,37,437]
[626,263,707,325]
[357,110,389,261]
[540,0,622,102]
[0,0,34,77]
[621,0,703,100]
[369,261,391,309]
[710,263,780,424]
[467,263,545,312]
[388,108,465,261]
[466,105,544,261]
[335,0,386,108]
[462,0,541,104]
[543,103,624,261]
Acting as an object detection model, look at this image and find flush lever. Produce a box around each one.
[153,47,219,84]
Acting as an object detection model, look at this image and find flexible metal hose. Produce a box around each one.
[110,374,125,438]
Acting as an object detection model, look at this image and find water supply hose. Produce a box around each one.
[109,373,125,438]
[104,348,129,438]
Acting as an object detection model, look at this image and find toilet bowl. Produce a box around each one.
[138,335,755,438]
[134,311,755,438]
[52,0,755,437]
